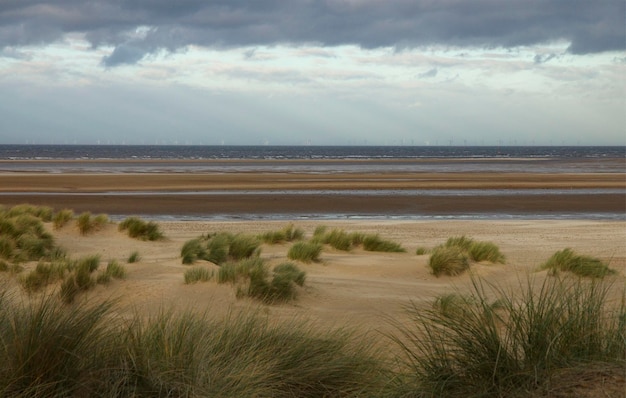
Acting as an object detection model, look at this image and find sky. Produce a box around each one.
[0,0,624,146]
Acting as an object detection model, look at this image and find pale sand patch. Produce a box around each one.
[29,219,624,339]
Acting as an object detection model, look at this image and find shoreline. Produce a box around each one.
[0,192,624,218]
[1,169,624,217]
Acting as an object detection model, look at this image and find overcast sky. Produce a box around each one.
[0,0,624,146]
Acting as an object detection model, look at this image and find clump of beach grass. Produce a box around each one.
[362,234,406,253]
[428,246,469,276]
[312,227,405,253]
[180,232,260,265]
[52,209,74,229]
[0,292,117,397]
[96,260,127,285]
[184,266,214,284]
[127,251,141,263]
[259,224,305,244]
[428,235,506,276]
[59,255,102,303]
[216,258,307,303]
[0,209,61,264]
[288,241,323,263]
[19,261,69,293]
[5,204,53,222]
[76,212,109,235]
[540,248,615,278]
[118,216,164,241]
[245,261,307,303]
[415,247,429,255]
[390,275,626,397]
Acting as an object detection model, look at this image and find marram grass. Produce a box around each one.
[118,216,164,241]
[76,212,109,235]
[52,209,74,229]
[288,241,323,263]
[180,232,261,265]
[259,224,305,244]
[428,235,506,276]
[390,275,626,397]
[540,248,615,278]
[0,287,387,397]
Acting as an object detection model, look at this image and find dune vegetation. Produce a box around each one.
[1,272,623,397]
[118,216,165,241]
[539,248,616,278]
[181,232,261,265]
[76,212,110,235]
[391,276,625,397]
[312,227,405,253]
[0,290,387,397]
[0,205,624,396]
[428,236,506,277]
[258,223,305,244]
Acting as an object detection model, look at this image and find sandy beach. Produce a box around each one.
[1,160,625,330]
[15,219,619,337]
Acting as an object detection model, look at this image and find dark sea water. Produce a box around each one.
[1,144,624,160]
[0,145,624,174]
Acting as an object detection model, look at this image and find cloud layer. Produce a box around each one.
[1,0,624,66]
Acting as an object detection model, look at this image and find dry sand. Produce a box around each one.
[26,219,623,339]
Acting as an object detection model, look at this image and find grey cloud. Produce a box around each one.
[1,0,624,66]
[419,68,438,78]
[534,53,557,64]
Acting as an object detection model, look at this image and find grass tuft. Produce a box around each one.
[362,234,406,252]
[76,212,109,235]
[127,251,141,263]
[428,246,469,276]
[180,232,260,265]
[540,248,615,278]
[118,216,164,241]
[288,241,323,263]
[184,267,214,284]
[105,260,126,279]
[215,259,307,303]
[428,236,506,276]
[52,209,74,229]
[415,247,429,255]
[468,241,506,263]
[390,276,626,397]
[5,204,53,221]
[259,224,305,244]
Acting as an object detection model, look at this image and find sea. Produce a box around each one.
[0,145,624,174]
[1,145,624,221]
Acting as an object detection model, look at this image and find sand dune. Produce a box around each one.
[40,219,625,336]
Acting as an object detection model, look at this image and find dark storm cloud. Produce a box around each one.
[1,0,624,66]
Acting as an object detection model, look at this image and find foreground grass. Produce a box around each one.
[0,290,387,397]
[391,275,626,397]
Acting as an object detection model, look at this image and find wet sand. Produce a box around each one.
[0,169,624,216]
